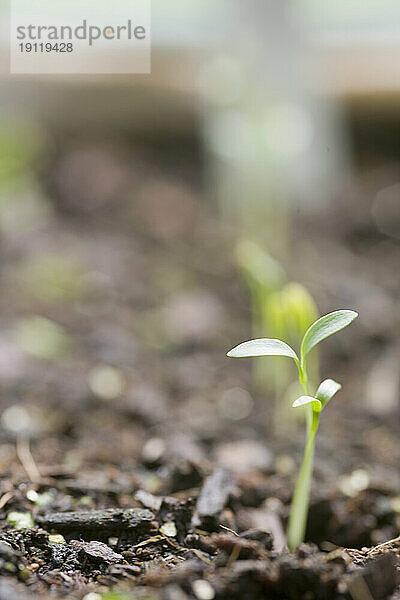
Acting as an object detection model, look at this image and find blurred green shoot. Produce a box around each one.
[236,240,319,420]
[236,240,284,392]
[265,283,319,428]
[236,239,284,331]
[227,309,358,550]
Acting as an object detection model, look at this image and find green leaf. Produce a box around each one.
[300,310,358,365]
[227,338,299,366]
[315,378,341,408]
[292,395,321,412]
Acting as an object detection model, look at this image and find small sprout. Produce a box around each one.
[27,490,54,506]
[300,310,358,365]
[292,395,321,412]
[292,379,342,413]
[159,521,177,537]
[281,283,319,345]
[315,378,342,409]
[227,309,358,550]
[26,489,39,502]
[7,511,34,529]
[227,338,299,363]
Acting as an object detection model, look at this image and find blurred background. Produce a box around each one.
[0,0,399,548]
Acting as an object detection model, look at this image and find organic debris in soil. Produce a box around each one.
[1,487,399,599]
[36,508,155,541]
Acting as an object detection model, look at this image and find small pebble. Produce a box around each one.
[215,441,271,474]
[142,437,165,463]
[160,521,177,537]
[108,537,119,546]
[82,593,102,600]
[48,534,66,544]
[339,469,370,497]
[88,365,125,400]
[72,540,124,564]
[192,579,215,600]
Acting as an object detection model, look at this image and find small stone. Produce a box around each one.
[197,468,236,519]
[192,579,215,600]
[339,469,370,497]
[215,441,272,474]
[106,564,141,577]
[88,365,125,400]
[142,437,165,463]
[160,521,177,537]
[72,540,124,564]
[48,534,66,544]
[108,537,119,546]
[37,507,154,539]
[82,593,102,600]
[135,489,163,511]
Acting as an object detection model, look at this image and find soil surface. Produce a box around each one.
[0,139,399,599]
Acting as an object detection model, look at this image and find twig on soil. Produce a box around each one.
[346,534,400,566]
[219,524,239,537]
[0,491,14,509]
[16,437,41,483]
[190,549,213,565]
[132,535,167,549]
[367,534,400,555]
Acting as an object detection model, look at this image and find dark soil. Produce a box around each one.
[0,139,399,599]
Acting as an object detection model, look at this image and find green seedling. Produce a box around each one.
[7,511,34,529]
[227,309,358,550]
[264,283,319,430]
[236,240,319,411]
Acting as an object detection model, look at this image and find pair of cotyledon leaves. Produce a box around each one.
[227,309,358,411]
